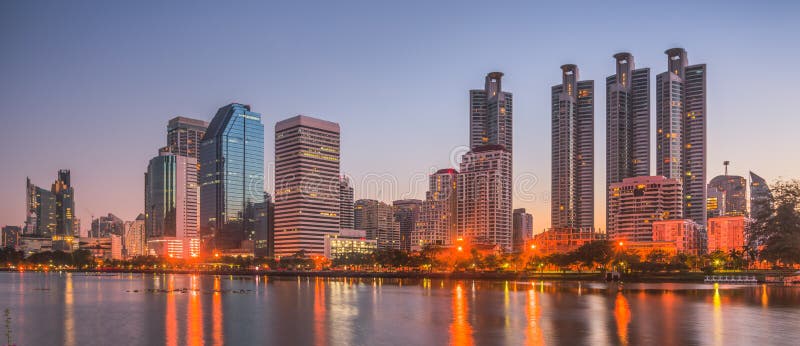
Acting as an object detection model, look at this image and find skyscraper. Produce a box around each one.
[123,214,146,258]
[200,103,265,252]
[656,48,707,227]
[355,199,400,250]
[24,171,75,245]
[551,64,594,230]
[749,171,772,218]
[512,208,533,252]
[457,145,512,251]
[608,176,683,242]
[413,168,458,248]
[253,192,275,258]
[470,72,513,151]
[91,213,124,238]
[606,53,650,229]
[25,177,55,236]
[144,152,199,257]
[273,115,340,257]
[707,174,747,217]
[51,170,75,250]
[393,199,422,251]
[166,116,208,159]
[339,176,355,229]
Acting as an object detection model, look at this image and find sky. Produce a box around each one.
[2,0,799,235]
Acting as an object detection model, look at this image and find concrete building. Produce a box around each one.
[166,116,208,159]
[652,219,703,255]
[200,103,265,252]
[145,152,199,258]
[457,145,512,251]
[339,176,355,229]
[274,115,340,257]
[123,215,146,258]
[413,169,458,248]
[393,199,422,251]
[606,53,650,230]
[25,170,74,243]
[707,163,747,217]
[656,48,707,227]
[707,215,746,253]
[1,226,21,249]
[608,176,683,242]
[110,234,123,260]
[551,64,594,230]
[323,229,377,260]
[81,237,112,260]
[470,72,512,152]
[512,208,533,253]
[531,228,604,255]
[355,199,400,250]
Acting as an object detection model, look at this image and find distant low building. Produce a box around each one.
[707,215,746,253]
[532,228,604,255]
[81,237,113,260]
[1,226,21,249]
[111,234,123,260]
[323,229,377,259]
[18,236,53,255]
[652,219,703,255]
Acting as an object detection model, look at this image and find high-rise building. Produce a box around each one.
[608,176,683,242]
[25,177,55,236]
[274,115,340,257]
[457,145,512,251]
[551,64,594,231]
[749,171,772,218]
[470,72,513,151]
[200,103,265,251]
[656,48,707,227]
[393,199,422,251]
[354,199,400,250]
[512,208,533,252]
[339,176,355,229]
[166,116,208,159]
[253,192,275,258]
[1,226,21,249]
[606,53,650,230]
[413,169,458,248]
[123,214,146,258]
[91,213,124,238]
[145,152,199,258]
[51,170,75,250]
[707,174,747,217]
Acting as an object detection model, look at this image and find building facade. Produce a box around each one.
[749,171,772,218]
[91,213,124,238]
[551,64,594,230]
[354,199,400,250]
[274,115,340,257]
[512,208,534,253]
[457,145,512,251]
[323,229,377,260]
[339,176,355,229]
[707,174,747,217]
[656,48,707,227]
[144,152,199,258]
[253,192,275,258]
[166,116,208,158]
[652,219,702,255]
[707,215,746,253]
[608,176,683,242]
[393,199,422,251]
[413,169,458,248]
[470,72,512,151]
[532,228,604,256]
[200,103,265,251]
[123,214,146,258]
[1,226,21,249]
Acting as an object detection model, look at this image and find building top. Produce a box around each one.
[393,199,422,206]
[168,116,209,130]
[612,175,679,186]
[276,115,340,133]
[204,103,258,140]
[435,168,458,175]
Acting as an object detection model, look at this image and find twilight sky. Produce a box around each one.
[2,0,799,235]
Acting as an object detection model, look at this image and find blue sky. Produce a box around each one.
[2,0,799,234]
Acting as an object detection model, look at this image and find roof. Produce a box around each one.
[275,115,340,133]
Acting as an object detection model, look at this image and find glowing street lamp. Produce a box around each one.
[457,246,463,252]
[618,241,624,247]
[530,244,536,250]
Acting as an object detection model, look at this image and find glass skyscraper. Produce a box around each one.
[200,103,265,251]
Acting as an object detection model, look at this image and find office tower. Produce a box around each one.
[457,145,512,251]
[512,208,533,252]
[274,115,340,257]
[606,53,650,229]
[551,64,594,230]
[707,175,747,217]
[166,116,208,158]
[339,176,355,229]
[91,213,124,238]
[200,103,265,251]
[393,199,422,251]
[414,169,458,247]
[354,199,400,250]
[25,177,55,236]
[123,214,146,258]
[656,48,707,226]
[707,215,746,253]
[470,72,513,151]
[749,171,772,218]
[608,176,683,242]
[253,192,275,257]
[145,152,199,257]
[1,226,21,249]
[52,170,75,244]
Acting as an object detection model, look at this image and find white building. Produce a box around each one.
[457,145,512,251]
[608,176,683,242]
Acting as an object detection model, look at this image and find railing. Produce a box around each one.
[704,275,758,283]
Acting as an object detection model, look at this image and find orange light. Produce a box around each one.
[457,246,463,252]
[214,253,219,258]
[530,244,536,250]
[618,242,624,247]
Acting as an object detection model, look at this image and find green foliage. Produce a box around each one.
[748,180,800,266]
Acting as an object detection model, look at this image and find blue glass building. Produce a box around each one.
[200,103,265,251]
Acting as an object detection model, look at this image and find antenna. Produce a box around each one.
[723,161,730,176]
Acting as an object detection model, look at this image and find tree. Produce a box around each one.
[748,180,800,266]
[571,241,613,272]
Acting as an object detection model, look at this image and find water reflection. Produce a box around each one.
[187,275,203,346]
[213,276,223,346]
[713,283,723,346]
[449,283,474,346]
[165,275,177,346]
[614,292,631,346]
[64,273,74,346]
[525,287,544,345]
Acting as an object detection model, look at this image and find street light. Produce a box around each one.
[618,241,624,247]
[457,246,463,252]
[530,244,536,250]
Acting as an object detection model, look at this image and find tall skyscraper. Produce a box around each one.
[339,176,355,229]
[24,171,75,245]
[393,199,422,251]
[608,176,683,242]
[413,168,458,248]
[91,213,124,238]
[606,53,650,229]
[200,103,265,251]
[656,48,707,227]
[51,170,75,250]
[274,115,340,257]
[551,64,594,230]
[123,214,146,258]
[512,208,533,252]
[253,192,275,258]
[470,72,513,151]
[166,116,208,159]
[749,171,772,218]
[25,177,55,236]
[457,145,512,251]
[144,152,199,257]
[355,199,400,250]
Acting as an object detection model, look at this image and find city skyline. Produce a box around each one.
[3,1,800,234]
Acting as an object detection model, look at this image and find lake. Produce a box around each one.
[0,272,798,345]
